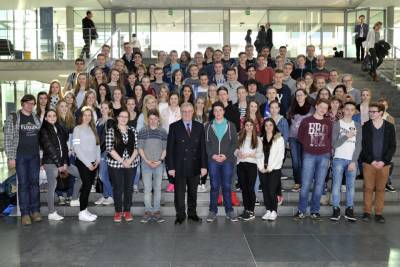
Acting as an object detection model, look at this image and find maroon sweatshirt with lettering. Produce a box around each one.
[298,115,332,155]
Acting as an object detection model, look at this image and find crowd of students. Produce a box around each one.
[4,33,396,225]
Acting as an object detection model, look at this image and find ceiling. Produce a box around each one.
[0,0,103,9]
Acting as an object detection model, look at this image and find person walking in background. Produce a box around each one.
[354,15,368,63]
[167,103,207,224]
[363,21,383,81]
[4,94,42,226]
[245,29,252,46]
[80,11,98,59]
[265,23,273,51]
[254,25,267,54]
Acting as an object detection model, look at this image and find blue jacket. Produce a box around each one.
[355,23,369,38]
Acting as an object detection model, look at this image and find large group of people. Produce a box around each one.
[4,16,396,226]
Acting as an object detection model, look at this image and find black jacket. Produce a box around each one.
[166,120,207,178]
[208,101,240,132]
[82,17,97,39]
[360,120,396,165]
[39,122,69,167]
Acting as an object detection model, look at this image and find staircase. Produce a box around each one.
[32,57,400,217]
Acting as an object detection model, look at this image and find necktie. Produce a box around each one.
[186,123,191,136]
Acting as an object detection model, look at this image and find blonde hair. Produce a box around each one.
[142,94,158,125]
[81,89,98,109]
[63,91,77,114]
[56,100,75,130]
[73,72,90,97]
[48,80,63,99]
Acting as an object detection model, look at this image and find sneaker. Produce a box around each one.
[94,196,105,205]
[153,212,165,223]
[70,199,80,207]
[58,196,66,206]
[113,212,122,223]
[269,211,278,221]
[277,195,284,206]
[255,198,260,206]
[330,207,341,221]
[21,215,32,226]
[91,184,96,193]
[320,195,329,206]
[235,182,241,192]
[241,211,255,221]
[31,212,42,222]
[385,184,396,193]
[292,184,301,192]
[102,197,114,206]
[362,212,371,222]
[140,212,152,223]
[226,211,238,222]
[206,212,217,222]
[258,185,262,192]
[375,214,385,223]
[197,184,207,193]
[238,211,245,220]
[166,183,175,193]
[79,209,96,222]
[310,213,323,221]
[294,211,306,220]
[123,212,133,222]
[65,197,71,205]
[201,184,207,192]
[345,207,357,222]
[48,211,64,221]
[341,185,347,193]
[281,176,288,180]
[85,209,98,219]
[248,211,255,221]
[133,185,139,193]
[262,210,272,221]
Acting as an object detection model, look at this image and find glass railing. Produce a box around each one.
[0,26,113,60]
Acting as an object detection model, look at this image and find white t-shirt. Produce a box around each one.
[334,120,356,160]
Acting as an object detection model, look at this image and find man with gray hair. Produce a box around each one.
[342,74,361,105]
[167,103,208,224]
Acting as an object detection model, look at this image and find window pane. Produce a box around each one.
[137,9,151,58]
[346,11,356,58]
[307,9,321,55]
[322,11,345,56]
[191,10,223,53]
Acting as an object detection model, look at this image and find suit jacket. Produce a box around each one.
[166,120,207,178]
[355,23,369,38]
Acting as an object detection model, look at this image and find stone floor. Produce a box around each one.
[1,215,400,267]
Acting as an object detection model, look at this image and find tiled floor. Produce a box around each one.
[1,216,400,266]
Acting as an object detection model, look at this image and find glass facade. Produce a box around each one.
[0,7,396,60]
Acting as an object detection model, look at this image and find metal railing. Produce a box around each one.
[380,28,400,87]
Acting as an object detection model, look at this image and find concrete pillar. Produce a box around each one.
[386,6,395,45]
[66,6,75,59]
[223,10,230,46]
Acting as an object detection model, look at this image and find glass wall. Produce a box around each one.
[191,10,224,53]
[306,9,322,55]
[137,9,151,58]
[230,10,267,57]
[322,11,345,56]
[151,9,190,57]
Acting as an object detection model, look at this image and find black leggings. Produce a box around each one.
[76,159,97,211]
[109,167,136,212]
[237,162,258,212]
[260,169,282,212]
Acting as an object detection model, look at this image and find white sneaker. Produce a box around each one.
[85,209,98,219]
[262,210,271,221]
[94,196,105,205]
[58,196,66,205]
[133,185,139,193]
[79,209,96,222]
[281,176,288,180]
[341,185,347,193]
[269,211,278,221]
[48,211,64,221]
[197,184,207,193]
[91,185,96,193]
[70,199,80,207]
[102,197,114,206]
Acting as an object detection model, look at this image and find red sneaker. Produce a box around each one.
[113,212,122,223]
[123,212,133,222]
[231,192,240,206]
[166,183,175,193]
[217,194,223,206]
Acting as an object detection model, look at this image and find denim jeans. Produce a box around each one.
[332,158,357,208]
[209,160,234,214]
[16,154,40,216]
[133,164,141,186]
[298,152,330,214]
[99,152,113,198]
[289,138,303,185]
[141,163,163,213]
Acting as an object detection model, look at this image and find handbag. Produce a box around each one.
[95,176,103,194]
[361,54,371,72]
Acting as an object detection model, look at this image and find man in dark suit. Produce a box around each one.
[354,15,369,63]
[167,103,208,224]
[265,23,273,51]
[80,11,98,59]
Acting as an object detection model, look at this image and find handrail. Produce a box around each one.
[86,28,121,73]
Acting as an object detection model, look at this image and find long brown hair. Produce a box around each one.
[73,72,90,97]
[56,100,75,130]
[77,106,100,145]
[237,118,258,149]
[48,80,63,99]
[244,100,262,123]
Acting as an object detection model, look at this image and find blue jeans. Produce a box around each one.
[133,164,141,186]
[331,158,357,208]
[209,160,234,214]
[298,152,330,214]
[99,152,113,198]
[289,138,303,185]
[141,163,163,213]
[16,154,40,216]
